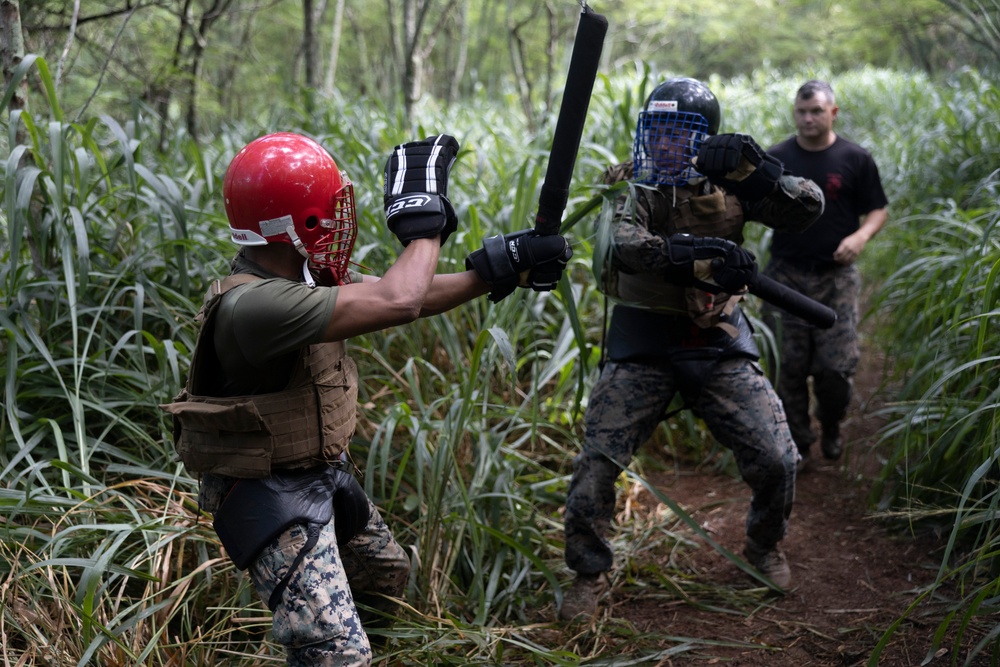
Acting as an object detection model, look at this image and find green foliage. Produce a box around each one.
[20,0,1000,139]
[853,75,1000,665]
[1,55,243,665]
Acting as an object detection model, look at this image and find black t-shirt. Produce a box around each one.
[767,136,888,264]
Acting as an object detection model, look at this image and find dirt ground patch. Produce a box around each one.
[553,338,993,666]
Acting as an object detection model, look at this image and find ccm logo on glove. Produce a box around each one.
[386,194,432,217]
[506,238,522,263]
[383,134,461,246]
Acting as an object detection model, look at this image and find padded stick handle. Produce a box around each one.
[749,273,837,329]
[534,6,608,236]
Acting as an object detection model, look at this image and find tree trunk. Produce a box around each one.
[346,7,373,97]
[302,0,319,116]
[158,0,193,151]
[302,0,317,89]
[400,0,459,119]
[385,0,400,90]
[217,10,256,120]
[323,0,346,94]
[402,0,419,118]
[54,0,80,92]
[508,12,535,128]
[0,0,29,125]
[185,28,204,141]
[447,0,468,102]
[543,1,555,115]
[182,0,234,144]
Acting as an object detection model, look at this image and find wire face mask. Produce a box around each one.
[297,173,358,287]
[633,102,710,186]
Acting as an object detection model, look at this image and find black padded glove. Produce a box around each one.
[694,133,784,201]
[665,233,757,294]
[465,230,573,302]
[383,134,460,246]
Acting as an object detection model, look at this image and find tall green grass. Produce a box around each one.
[865,193,1000,666]
[4,54,1000,664]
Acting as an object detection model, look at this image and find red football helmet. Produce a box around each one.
[223,132,357,285]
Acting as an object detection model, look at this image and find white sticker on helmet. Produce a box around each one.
[648,100,678,112]
[229,227,268,245]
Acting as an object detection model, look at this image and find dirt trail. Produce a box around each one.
[602,341,977,666]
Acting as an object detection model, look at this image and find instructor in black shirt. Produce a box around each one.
[761,80,888,469]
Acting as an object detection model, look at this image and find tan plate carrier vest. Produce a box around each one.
[596,180,747,327]
[161,275,358,478]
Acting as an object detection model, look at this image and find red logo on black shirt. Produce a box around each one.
[825,173,843,201]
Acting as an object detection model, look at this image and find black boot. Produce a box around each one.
[820,422,843,460]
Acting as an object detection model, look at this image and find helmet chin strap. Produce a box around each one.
[286,225,317,288]
[302,259,316,287]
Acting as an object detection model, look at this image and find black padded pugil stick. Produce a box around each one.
[749,273,837,328]
[534,4,608,236]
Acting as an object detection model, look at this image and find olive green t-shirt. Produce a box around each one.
[196,261,358,511]
[212,279,339,395]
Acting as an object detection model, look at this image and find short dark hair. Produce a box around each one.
[796,80,835,105]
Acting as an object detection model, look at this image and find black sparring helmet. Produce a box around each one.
[645,77,721,135]
[633,77,721,186]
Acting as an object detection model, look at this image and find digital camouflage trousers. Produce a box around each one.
[563,358,798,575]
[761,260,862,453]
[249,498,410,667]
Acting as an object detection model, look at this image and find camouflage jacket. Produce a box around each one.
[595,160,824,325]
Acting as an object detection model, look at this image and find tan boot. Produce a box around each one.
[744,541,791,589]
[557,574,607,621]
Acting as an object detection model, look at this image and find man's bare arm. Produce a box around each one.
[321,238,443,341]
[834,207,888,265]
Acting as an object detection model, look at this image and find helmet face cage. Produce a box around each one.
[633,106,710,186]
[302,173,357,286]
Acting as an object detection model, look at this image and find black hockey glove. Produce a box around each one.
[665,233,757,294]
[383,134,460,246]
[694,133,784,201]
[466,230,573,302]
